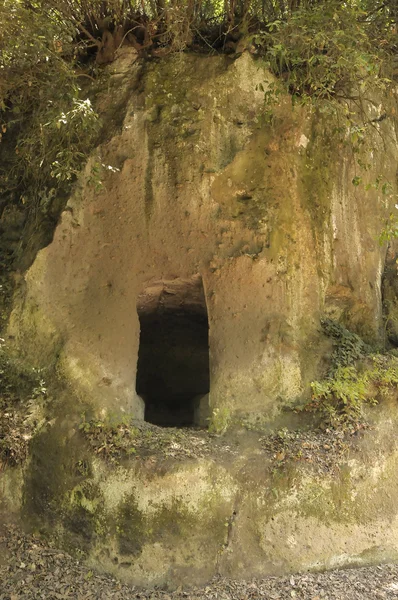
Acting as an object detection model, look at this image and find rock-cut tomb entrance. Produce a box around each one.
[136,275,210,428]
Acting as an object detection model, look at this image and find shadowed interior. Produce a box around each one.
[136,276,210,427]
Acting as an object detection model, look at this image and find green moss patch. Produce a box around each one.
[115,494,207,557]
[299,115,338,233]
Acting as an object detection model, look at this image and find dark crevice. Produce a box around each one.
[136,276,210,427]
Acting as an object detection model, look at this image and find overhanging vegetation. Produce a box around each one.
[1,0,396,225]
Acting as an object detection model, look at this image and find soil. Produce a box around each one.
[1,524,398,599]
[81,419,240,463]
[79,414,366,470]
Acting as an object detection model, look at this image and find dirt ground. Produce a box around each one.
[1,524,398,599]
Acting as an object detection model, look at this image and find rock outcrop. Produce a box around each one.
[8,50,397,424]
[2,50,398,587]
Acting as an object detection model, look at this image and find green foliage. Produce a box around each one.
[208,406,231,434]
[379,208,398,245]
[0,0,396,272]
[12,0,398,64]
[0,0,99,237]
[1,1,395,214]
[303,319,398,427]
[253,1,397,232]
[308,356,398,427]
[257,1,394,103]
[309,365,370,426]
[320,318,370,371]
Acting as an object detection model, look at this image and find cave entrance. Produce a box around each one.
[136,275,210,428]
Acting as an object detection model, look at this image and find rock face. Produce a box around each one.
[8,49,397,424]
[3,49,398,587]
[2,399,398,588]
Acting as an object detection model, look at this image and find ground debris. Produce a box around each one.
[80,418,239,463]
[259,427,366,473]
[1,525,398,599]
[0,347,49,470]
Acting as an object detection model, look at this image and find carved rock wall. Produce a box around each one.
[8,50,398,423]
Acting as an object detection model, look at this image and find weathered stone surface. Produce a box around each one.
[193,393,211,427]
[5,51,398,423]
[2,45,398,590]
[0,467,23,520]
[1,400,398,587]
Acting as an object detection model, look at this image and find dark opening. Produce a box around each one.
[136,276,210,427]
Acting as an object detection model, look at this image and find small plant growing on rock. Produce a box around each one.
[209,407,231,435]
[308,365,372,426]
[303,319,398,428]
[320,318,370,370]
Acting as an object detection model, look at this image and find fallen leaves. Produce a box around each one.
[1,524,398,600]
[261,428,351,473]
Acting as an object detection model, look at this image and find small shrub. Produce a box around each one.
[0,1,100,250]
[320,318,370,371]
[303,320,398,428]
[257,1,393,104]
[307,365,370,426]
